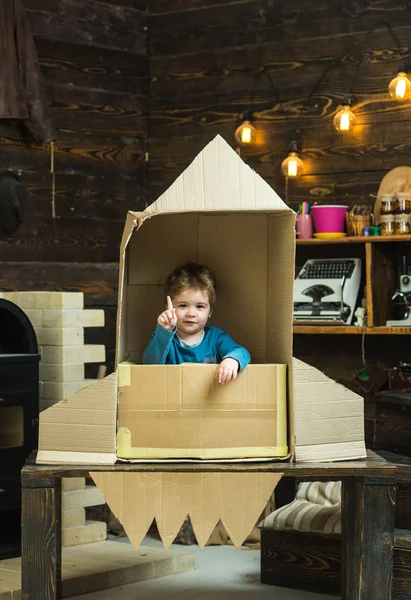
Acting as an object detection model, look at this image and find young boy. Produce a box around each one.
[143,262,250,384]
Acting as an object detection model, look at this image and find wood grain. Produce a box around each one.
[0,262,119,304]
[36,38,147,94]
[293,326,411,335]
[293,332,411,394]
[22,451,396,477]
[149,27,409,94]
[261,529,341,595]
[376,401,411,457]
[0,0,148,379]
[396,486,411,531]
[297,235,411,245]
[149,117,411,177]
[393,546,411,599]
[261,528,411,598]
[0,127,146,176]
[341,477,395,599]
[150,0,250,14]
[0,219,123,262]
[20,171,146,220]
[27,0,146,53]
[47,83,147,135]
[149,1,411,56]
[21,483,61,600]
[366,242,374,327]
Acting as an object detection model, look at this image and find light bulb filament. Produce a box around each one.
[288,158,298,177]
[396,78,407,99]
[340,111,350,131]
[241,126,252,144]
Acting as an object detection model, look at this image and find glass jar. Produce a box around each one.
[380,193,396,215]
[396,192,411,215]
[380,214,395,235]
[395,214,411,235]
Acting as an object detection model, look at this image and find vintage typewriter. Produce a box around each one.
[293,258,362,325]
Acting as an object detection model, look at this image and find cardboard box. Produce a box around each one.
[117,363,287,460]
[37,135,366,548]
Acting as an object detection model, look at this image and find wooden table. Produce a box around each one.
[21,451,396,600]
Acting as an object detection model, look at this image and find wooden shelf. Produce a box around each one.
[293,325,411,335]
[297,235,411,245]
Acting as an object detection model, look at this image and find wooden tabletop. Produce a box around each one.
[22,450,396,480]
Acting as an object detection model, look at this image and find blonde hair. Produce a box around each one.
[165,262,216,308]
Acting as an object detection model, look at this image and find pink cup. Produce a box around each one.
[296,214,313,239]
[310,205,348,234]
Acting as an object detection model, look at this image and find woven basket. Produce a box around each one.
[346,214,371,236]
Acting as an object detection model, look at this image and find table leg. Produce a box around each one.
[21,477,62,600]
[341,476,396,600]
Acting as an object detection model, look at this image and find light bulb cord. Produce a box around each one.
[306,17,406,104]
[306,58,347,103]
[239,66,288,123]
[249,67,280,115]
[348,18,404,96]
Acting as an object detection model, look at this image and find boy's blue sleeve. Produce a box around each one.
[142,324,175,364]
[216,331,251,371]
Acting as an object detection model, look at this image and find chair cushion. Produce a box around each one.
[259,481,342,534]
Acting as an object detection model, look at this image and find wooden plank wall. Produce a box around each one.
[0,0,148,373]
[148,0,411,408]
[148,0,411,207]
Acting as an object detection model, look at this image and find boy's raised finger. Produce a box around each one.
[166,295,173,311]
[165,310,174,322]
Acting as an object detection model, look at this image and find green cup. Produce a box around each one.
[368,225,380,236]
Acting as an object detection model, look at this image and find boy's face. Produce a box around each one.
[172,288,211,336]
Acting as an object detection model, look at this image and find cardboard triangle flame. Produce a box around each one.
[38,135,366,549]
[90,471,283,549]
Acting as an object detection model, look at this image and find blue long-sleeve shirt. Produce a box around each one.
[143,325,251,371]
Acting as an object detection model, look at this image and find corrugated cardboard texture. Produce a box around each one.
[91,471,283,550]
[35,134,367,555]
[292,358,366,462]
[38,373,117,464]
[117,363,287,459]
[114,135,296,459]
[144,135,285,214]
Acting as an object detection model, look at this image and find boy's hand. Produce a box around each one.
[216,357,239,384]
[158,296,177,330]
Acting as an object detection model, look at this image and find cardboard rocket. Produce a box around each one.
[38,135,366,548]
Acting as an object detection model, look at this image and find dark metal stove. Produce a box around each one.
[0,298,40,558]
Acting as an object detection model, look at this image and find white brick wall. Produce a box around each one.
[0,291,105,405]
[0,291,108,548]
[61,482,107,546]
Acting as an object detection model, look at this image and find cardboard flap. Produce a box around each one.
[117,363,288,460]
[91,471,283,550]
[217,472,283,548]
[139,135,290,216]
[292,358,366,462]
[37,373,117,464]
[91,472,156,548]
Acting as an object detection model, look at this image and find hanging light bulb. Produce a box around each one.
[281,140,304,178]
[333,95,356,133]
[234,110,257,147]
[388,61,411,99]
